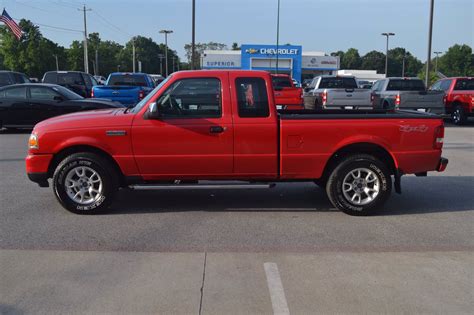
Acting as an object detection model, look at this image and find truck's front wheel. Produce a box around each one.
[52,152,118,214]
[326,154,392,216]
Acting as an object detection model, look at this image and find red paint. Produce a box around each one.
[438,77,474,114]
[26,70,446,183]
[271,74,303,109]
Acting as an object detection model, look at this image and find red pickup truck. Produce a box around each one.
[26,70,448,216]
[271,74,303,110]
[431,77,474,125]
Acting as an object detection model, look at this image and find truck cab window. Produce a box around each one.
[157,78,221,118]
[236,77,270,118]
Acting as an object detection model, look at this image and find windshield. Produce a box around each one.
[52,85,83,100]
[129,75,172,113]
[108,74,148,87]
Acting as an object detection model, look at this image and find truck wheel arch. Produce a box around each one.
[48,145,125,186]
[321,142,397,182]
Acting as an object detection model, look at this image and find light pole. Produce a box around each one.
[158,54,164,75]
[402,52,407,77]
[425,0,435,86]
[434,51,442,73]
[159,30,173,76]
[191,0,196,70]
[381,32,395,78]
[53,54,59,71]
[275,0,280,74]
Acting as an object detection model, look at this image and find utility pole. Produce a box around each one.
[172,56,175,73]
[159,30,173,76]
[79,5,92,73]
[402,54,406,77]
[191,0,196,70]
[275,0,280,74]
[132,40,136,72]
[434,51,442,73]
[425,0,435,86]
[381,32,395,78]
[95,49,99,75]
[158,54,164,75]
[53,54,59,71]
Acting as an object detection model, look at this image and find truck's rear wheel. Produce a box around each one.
[326,154,392,216]
[52,152,118,214]
[452,105,466,125]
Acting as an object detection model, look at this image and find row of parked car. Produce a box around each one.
[0,70,166,130]
[280,74,473,125]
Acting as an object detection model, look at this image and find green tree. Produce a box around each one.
[184,42,228,68]
[0,20,66,77]
[437,44,473,76]
[343,48,362,69]
[360,50,386,74]
[231,42,240,50]
[387,47,423,77]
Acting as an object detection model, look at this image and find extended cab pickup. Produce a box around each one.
[271,74,303,110]
[26,70,448,216]
[303,75,372,110]
[371,77,445,114]
[92,72,155,107]
[431,77,474,125]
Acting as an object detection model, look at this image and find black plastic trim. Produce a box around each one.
[27,172,49,187]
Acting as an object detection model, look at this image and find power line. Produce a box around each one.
[11,17,82,33]
[92,10,132,37]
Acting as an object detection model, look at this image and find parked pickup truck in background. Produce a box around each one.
[92,73,155,107]
[431,77,474,125]
[26,70,447,216]
[371,77,445,114]
[271,74,303,110]
[303,75,372,110]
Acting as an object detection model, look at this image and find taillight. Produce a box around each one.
[370,93,375,106]
[434,125,444,149]
[321,91,327,105]
[442,94,447,105]
[91,89,94,98]
[138,90,145,100]
[395,94,400,108]
[469,95,474,106]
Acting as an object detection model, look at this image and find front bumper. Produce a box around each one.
[26,154,53,187]
[27,172,49,187]
[437,157,449,172]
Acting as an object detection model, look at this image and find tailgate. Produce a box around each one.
[399,91,445,113]
[326,89,371,107]
[275,88,302,106]
[93,86,140,105]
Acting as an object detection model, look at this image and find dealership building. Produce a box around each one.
[201,44,340,83]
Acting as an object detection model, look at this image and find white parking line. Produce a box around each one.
[264,262,290,315]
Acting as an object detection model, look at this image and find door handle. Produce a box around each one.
[209,126,225,134]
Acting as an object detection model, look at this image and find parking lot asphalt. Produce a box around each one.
[1,123,473,314]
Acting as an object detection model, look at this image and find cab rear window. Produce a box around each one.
[387,79,425,91]
[454,79,474,91]
[319,77,358,89]
[108,75,148,87]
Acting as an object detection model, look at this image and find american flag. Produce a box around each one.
[0,9,23,40]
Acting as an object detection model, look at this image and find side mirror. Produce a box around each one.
[146,102,160,119]
[53,96,64,102]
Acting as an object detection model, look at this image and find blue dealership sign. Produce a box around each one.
[241,44,302,82]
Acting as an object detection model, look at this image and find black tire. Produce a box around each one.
[452,105,466,125]
[52,152,119,214]
[313,178,327,188]
[326,154,392,216]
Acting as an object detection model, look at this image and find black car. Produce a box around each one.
[0,84,123,129]
[0,70,31,87]
[42,71,98,98]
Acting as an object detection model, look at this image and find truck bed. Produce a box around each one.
[278,109,441,119]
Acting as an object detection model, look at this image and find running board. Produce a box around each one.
[129,183,275,190]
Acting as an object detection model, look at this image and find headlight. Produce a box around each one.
[28,133,39,150]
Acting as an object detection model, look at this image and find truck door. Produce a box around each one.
[131,73,234,179]
[229,73,278,178]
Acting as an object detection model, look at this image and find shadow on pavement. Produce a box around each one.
[106,176,474,216]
